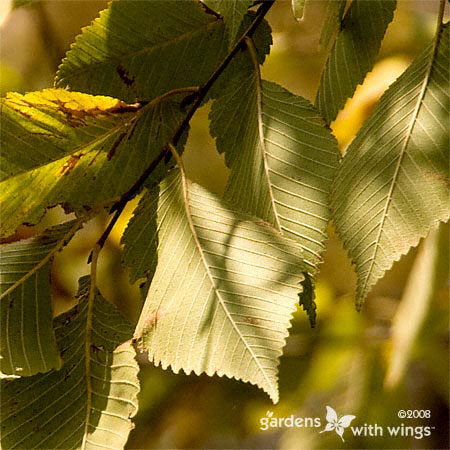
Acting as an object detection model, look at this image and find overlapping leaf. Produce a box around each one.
[0,220,81,377]
[319,0,346,50]
[210,74,339,275]
[214,10,272,88]
[56,0,228,102]
[121,189,158,285]
[203,0,253,48]
[120,12,271,287]
[130,169,306,403]
[1,277,139,449]
[0,88,186,237]
[316,0,396,124]
[332,23,449,308]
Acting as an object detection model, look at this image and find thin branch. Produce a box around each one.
[172,0,275,147]
[94,0,275,252]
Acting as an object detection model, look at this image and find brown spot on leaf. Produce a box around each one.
[116,64,135,87]
[424,166,450,188]
[51,99,137,126]
[60,153,83,176]
[53,103,87,127]
[144,307,165,330]
[245,316,261,325]
[16,109,32,120]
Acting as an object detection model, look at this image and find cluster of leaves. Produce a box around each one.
[1,0,448,448]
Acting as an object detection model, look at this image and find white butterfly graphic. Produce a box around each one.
[319,405,356,442]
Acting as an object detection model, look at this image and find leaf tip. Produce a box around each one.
[298,272,317,328]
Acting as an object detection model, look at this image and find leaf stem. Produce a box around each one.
[436,0,446,28]
[82,244,100,449]
[172,0,275,147]
[94,0,275,252]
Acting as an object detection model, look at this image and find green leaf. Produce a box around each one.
[133,169,306,403]
[210,73,339,275]
[240,12,272,65]
[319,0,346,50]
[56,0,228,102]
[1,277,139,449]
[332,23,449,308]
[0,88,186,237]
[316,0,397,124]
[121,15,272,286]
[0,220,81,377]
[121,190,158,285]
[203,0,253,48]
[299,272,316,328]
[209,11,272,99]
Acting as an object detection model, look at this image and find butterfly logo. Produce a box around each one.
[319,405,355,442]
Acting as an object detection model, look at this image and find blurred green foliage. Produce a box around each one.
[1,1,448,448]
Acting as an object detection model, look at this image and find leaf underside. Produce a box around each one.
[203,0,253,48]
[0,220,80,377]
[210,74,339,276]
[316,0,397,124]
[299,271,317,328]
[332,23,449,307]
[0,89,185,237]
[1,277,139,449]
[121,187,159,285]
[131,169,306,403]
[319,0,347,50]
[56,0,228,103]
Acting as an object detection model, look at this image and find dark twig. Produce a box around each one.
[91,0,275,258]
[172,0,274,146]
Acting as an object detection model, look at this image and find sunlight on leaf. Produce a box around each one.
[210,71,339,276]
[0,88,186,237]
[0,220,81,377]
[132,169,307,403]
[332,23,449,308]
[56,0,228,102]
[0,277,139,449]
[316,0,397,124]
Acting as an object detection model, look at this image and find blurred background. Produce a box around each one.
[1,1,448,448]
